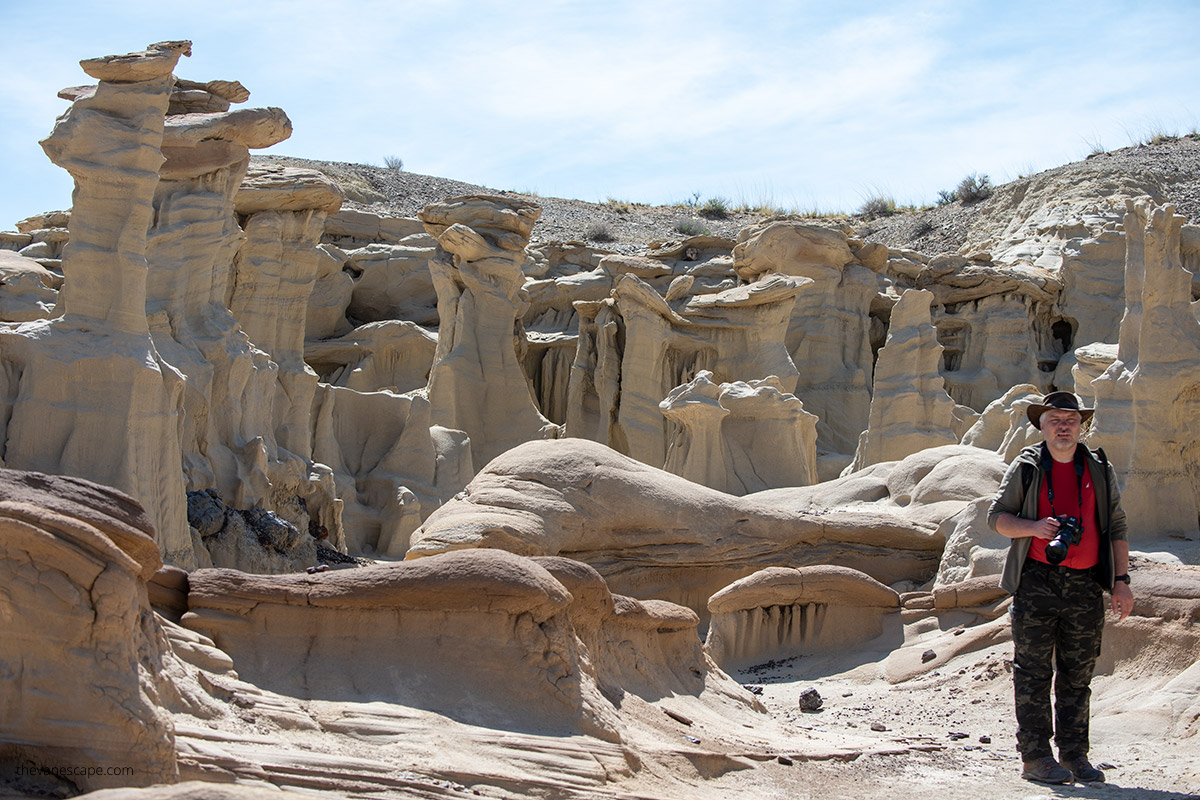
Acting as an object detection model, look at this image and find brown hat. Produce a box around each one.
[1026,391,1094,428]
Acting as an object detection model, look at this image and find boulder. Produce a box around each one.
[705,565,899,670]
[0,468,175,790]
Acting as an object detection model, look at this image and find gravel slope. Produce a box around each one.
[255,133,1200,257]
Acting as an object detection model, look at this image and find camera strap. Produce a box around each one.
[1040,442,1085,519]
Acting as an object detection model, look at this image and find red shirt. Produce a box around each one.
[1029,457,1100,569]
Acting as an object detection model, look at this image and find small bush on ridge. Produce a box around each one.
[955,173,993,204]
[699,196,729,219]
[859,194,896,218]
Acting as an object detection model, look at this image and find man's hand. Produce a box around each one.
[1111,582,1133,620]
[1026,516,1062,541]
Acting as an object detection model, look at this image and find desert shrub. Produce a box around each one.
[606,197,633,214]
[698,196,729,219]
[913,219,934,237]
[383,154,404,170]
[955,173,993,204]
[936,189,957,206]
[586,223,616,243]
[859,194,896,218]
[675,219,708,236]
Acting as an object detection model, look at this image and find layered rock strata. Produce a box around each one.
[849,289,958,471]
[733,222,876,453]
[1091,198,1200,541]
[410,438,1005,619]
[181,548,757,745]
[567,273,803,468]
[0,468,175,790]
[1,41,193,564]
[420,195,559,467]
[661,371,818,494]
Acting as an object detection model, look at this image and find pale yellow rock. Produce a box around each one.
[411,438,1003,619]
[15,210,70,233]
[661,371,818,494]
[732,222,854,281]
[422,195,558,468]
[344,239,441,326]
[311,385,471,553]
[233,163,344,215]
[660,371,731,489]
[304,319,436,394]
[80,40,191,82]
[304,243,355,339]
[163,107,292,150]
[0,249,58,321]
[934,496,1006,587]
[849,289,957,471]
[5,45,194,563]
[420,193,541,245]
[734,221,877,453]
[324,208,426,243]
[705,565,899,670]
[0,468,175,790]
[1092,198,1200,545]
[567,273,804,468]
[143,70,341,563]
[182,549,620,737]
[959,383,1042,461]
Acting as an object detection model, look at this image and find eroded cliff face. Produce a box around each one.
[4,41,1200,575]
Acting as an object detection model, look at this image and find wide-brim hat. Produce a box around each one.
[1026,391,1094,428]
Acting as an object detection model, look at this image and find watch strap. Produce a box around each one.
[1114,573,1130,584]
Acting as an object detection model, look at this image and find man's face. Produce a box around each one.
[1041,409,1082,450]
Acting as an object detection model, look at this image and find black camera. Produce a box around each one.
[1044,515,1083,565]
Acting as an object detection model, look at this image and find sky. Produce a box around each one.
[2,0,1199,229]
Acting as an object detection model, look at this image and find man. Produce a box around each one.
[987,391,1133,785]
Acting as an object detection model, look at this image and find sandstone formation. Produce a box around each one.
[733,221,875,453]
[660,371,818,494]
[5,37,1200,800]
[420,195,560,467]
[409,438,1006,619]
[1091,198,1200,544]
[1,41,194,565]
[849,289,957,471]
[183,549,620,736]
[705,565,900,670]
[0,469,175,790]
[0,250,58,322]
[567,272,804,468]
[958,383,1042,461]
[9,44,1196,567]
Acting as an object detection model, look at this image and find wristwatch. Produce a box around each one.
[1114,573,1131,584]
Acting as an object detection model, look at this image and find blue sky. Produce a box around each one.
[2,0,1198,229]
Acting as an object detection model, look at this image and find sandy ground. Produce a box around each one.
[660,624,1200,800]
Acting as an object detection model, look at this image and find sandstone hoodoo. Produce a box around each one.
[2,39,1199,800]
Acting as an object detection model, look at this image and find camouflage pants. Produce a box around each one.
[1010,559,1104,761]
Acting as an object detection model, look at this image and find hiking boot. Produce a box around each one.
[1022,756,1073,784]
[1061,756,1105,783]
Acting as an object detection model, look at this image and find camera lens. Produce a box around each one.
[1045,537,1069,564]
